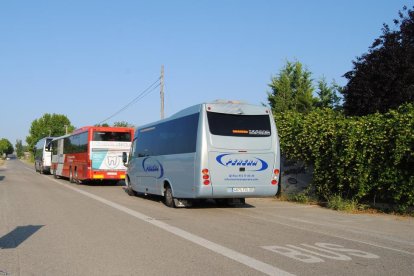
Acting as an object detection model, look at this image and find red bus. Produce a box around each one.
[50,126,134,183]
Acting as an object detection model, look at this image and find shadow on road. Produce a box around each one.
[0,225,44,249]
[0,176,4,181]
[122,187,255,209]
[73,180,126,186]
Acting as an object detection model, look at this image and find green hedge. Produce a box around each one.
[275,104,414,209]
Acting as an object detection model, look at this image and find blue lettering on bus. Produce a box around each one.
[216,154,268,171]
[142,157,164,179]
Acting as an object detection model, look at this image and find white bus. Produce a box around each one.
[34,136,55,174]
[123,100,281,207]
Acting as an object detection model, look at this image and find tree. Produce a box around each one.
[26,113,75,151]
[113,121,134,128]
[268,60,315,114]
[15,139,24,158]
[0,138,14,157]
[314,77,341,109]
[342,6,414,116]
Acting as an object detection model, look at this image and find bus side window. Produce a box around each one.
[131,139,138,159]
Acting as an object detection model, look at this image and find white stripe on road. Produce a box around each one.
[47,177,294,276]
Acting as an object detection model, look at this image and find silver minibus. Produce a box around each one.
[123,100,280,207]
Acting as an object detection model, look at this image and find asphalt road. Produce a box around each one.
[1,159,413,275]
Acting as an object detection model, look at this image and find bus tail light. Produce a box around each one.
[202,168,210,185]
[271,168,280,185]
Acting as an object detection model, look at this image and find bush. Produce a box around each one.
[275,104,414,210]
[327,195,360,212]
[289,193,311,204]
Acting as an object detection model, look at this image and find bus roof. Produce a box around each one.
[135,100,271,133]
[51,126,134,141]
[72,126,134,135]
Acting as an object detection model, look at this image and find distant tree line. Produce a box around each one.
[0,138,13,158]
[95,121,135,128]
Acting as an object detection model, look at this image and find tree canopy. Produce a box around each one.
[113,121,134,128]
[94,123,110,127]
[315,77,341,110]
[15,139,24,158]
[267,60,315,114]
[0,138,14,157]
[342,6,414,116]
[95,121,134,127]
[26,113,75,151]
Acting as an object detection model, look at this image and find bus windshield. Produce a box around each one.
[207,112,271,137]
[93,131,131,142]
[45,138,54,152]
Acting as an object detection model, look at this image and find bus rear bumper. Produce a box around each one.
[195,185,278,199]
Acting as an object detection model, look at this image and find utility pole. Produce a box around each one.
[160,65,165,119]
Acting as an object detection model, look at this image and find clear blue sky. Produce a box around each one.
[1,0,412,145]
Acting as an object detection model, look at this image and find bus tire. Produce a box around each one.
[126,177,137,196]
[164,186,175,208]
[74,169,80,184]
[69,168,74,183]
[127,187,136,196]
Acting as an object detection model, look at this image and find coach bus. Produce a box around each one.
[50,126,134,183]
[123,100,280,207]
[34,136,56,174]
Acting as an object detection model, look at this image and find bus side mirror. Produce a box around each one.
[122,152,128,165]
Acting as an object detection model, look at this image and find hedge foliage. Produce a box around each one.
[275,104,414,209]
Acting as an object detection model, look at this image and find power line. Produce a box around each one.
[97,77,161,125]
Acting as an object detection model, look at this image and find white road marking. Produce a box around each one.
[224,209,414,256]
[262,243,380,264]
[45,177,294,276]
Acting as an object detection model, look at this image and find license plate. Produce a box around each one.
[232,187,255,193]
[107,172,117,176]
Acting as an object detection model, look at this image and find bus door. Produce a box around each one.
[138,156,161,195]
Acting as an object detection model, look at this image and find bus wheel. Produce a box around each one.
[126,178,137,196]
[164,186,175,208]
[74,169,80,184]
[69,169,74,183]
[53,169,59,179]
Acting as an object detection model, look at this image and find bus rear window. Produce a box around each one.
[93,131,131,141]
[207,112,271,137]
